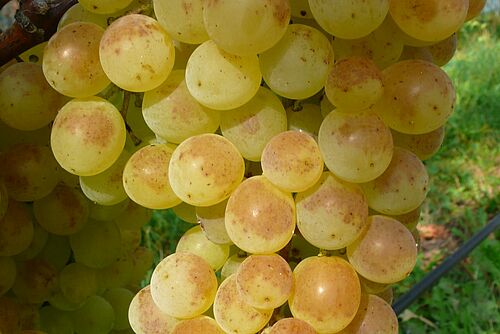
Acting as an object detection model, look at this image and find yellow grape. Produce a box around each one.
[14,222,48,261]
[0,256,16,296]
[150,252,218,319]
[221,253,247,282]
[318,111,393,183]
[19,41,47,64]
[59,262,98,304]
[0,62,65,130]
[225,176,296,254]
[371,205,422,232]
[220,86,287,161]
[102,288,135,331]
[37,234,72,271]
[375,287,394,305]
[347,215,417,284]
[142,70,220,144]
[43,22,110,97]
[203,0,290,55]
[309,0,389,39]
[169,134,245,206]
[269,318,317,334]
[360,147,429,215]
[115,201,152,231]
[128,285,180,334]
[213,274,273,334]
[171,316,224,334]
[236,254,293,310]
[125,95,156,146]
[398,45,433,63]
[58,3,109,29]
[286,103,323,139]
[196,198,232,245]
[0,200,34,257]
[359,276,390,295]
[172,201,198,224]
[120,228,141,254]
[428,33,458,67]
[99,14,175,92]
[296,172,368,250]
[39,305,75,334]
[89,198,129,221]
[34,185,90,236]
[390,0,468,42]
[291,0,313,18]
[260,24,333,99]
[392,126,445,160]
[97,254,133,291]
[176,225,230,270]
[466,0,487,21]
[123,144,181,209]
[0,143,60,202]
[79,0,133,14]
[51,97,126,176]
[261,130,324,192]
[325,57,383,112]
[154,0,208,44]
[289,256,361,333]
[185,40,262,110]
[70,295,115,334]
[128,246,154,286]
[12,259,59,304]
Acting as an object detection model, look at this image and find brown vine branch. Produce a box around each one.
[0,0,77,66]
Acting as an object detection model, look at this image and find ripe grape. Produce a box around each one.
[14,222,48,261]
[286,103,323,139]
[12,259,59,304]
[269,318,317,334]
[391,127,445,161]
[89,198,130,221]
[102,288,134,330]
[128,247,154,286]
[172,201,198,224]
[428,33,458,67]
[37,234,72,271]
[171,315,224,334]
[70,295,115,334]
[0,256,16,296]
[221,253,247,282]
[58,3,109,29]
[0,200,34,257]
[196,198,232,245]
[114,201,152,231]
[59,262,98,304]
[39,305,74,334]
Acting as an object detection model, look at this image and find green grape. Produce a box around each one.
[358,275,390,295]
[37,234,71,271]
[236,254,293,310]
[154,0,208,44]
[398,45,433,63]
[261,130,324,192]
[89,198,130,221]
[103,288,134,330]
[60,262,98,304]
[325,57,383,112]
[120,227,141,253]
[374,59,456,134]
[427,33,457,67]
[466,0,487,21]
[347,215,418,284]
[0,200,34,257]
[123,144,181,209]
[220,86,287,161]
[289,256,361,333]
[80,150,130,205]
[70,295,115,334]
[0,180,7,220]
[99,14,175,92]
[270,318,317,334]
[309,0,389,39]
[176,225,230,271]
[51,97,126,176]
[220,253,247,282]
[339,294,398,334]
[128,285,180,334]
[79,0,134,14]
[390,0,468,42]
[12,259,59,304]
[0,62,66,130]
[318,111,393,183]
[39,305,74,334]
[97,254,133,289]
[260,24,333,99]
[19,42,47,64]
[288,233,320,265]
[0,143,60,202]
[371,205,422,231]
[128,246,153,286]
[49,289,85,311]
[296,172,368,250]
[291,0,313,18]
[0,121,51,153]
[213,274,273,334]
[125,99,156,145]
[14,222,48,261]
[172,40,198,70]
[169,134,245,206]
[203,0,290,55]
[225,176,296,254]
[0,256,16,296]
[114,201,152,231]
[70,220,122,269]
[172,201,198,224]
[286,103,323,139]
[360,147,429,215]
[245,160,264,178]
[196,198,232,245]
[142,70,220,144]
[185,40,262,110]
[172,315,224,334]
[58,3,109,29]
[320,95,335,118]
[391,126,445,160]
[34,185,90,235]
[58,168,81,189]
[43,22,110,97]
[150,252,218,319]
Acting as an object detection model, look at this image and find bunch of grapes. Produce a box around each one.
[0,0,486,333]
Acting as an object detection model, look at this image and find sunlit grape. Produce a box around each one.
[58,3,109,29]
[196,198,232,245]
[79,0,134,14]
[221,253,247,282]
[0,200,34,257]
[269,318,317,334]
[172,315,224,334]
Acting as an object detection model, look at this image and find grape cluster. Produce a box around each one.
[0,0,486,333]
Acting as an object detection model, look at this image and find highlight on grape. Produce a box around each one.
[0,0,484,333]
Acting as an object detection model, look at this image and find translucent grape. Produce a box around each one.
[39,305,74,334]
[196,198,232,245]
[19,41,47,64]
[374,59,456,134]
[172,201,198,224]
[14,222,48,261]
[270,318,317,334]
[150,252,218,319]
[320,95,335,118]
[260,24,333,99]
[142,70,220,144]
[128,285,180,334]
[428,33,458,67]
[90,198,129,221]
[172,316,224,334]
[125,95,156,145]
[70,295,115,334]
[58,3,109,29]
[0,122,51,154]
[185,40,262,110]
[375,287,394,305]
[360,147,429,215]
[0,200,34,257]
[102,288,134,330]
[115,201,152,231]
[289,256,361,333]
[390,0,468,42]
[128,247,154,286]
[373,205,422,231]
[0,256,16,296]
[291,0,313,18]
[286,103,323,139]
[59,262,97,304]
[466,0,487,21]
[203,0,290,55]
[347,215,418,284]
[213,274,273,334]
[99,14,175,92]
[50,97,126,176]
[169,134,245,206]
[0,62,66,130]
[12,259,59,304]
[221,253,247,282]
[97,254,133,289]
[37,234,71,271]
[309,0,389,39]
[43,22,110,97]
[399,45,433,63]
[392,126,445,160]
[318,111,393,183]
[79,0,134,14]
[225,176,296,254]
[120,228,141,255]
[34,185,90,235]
